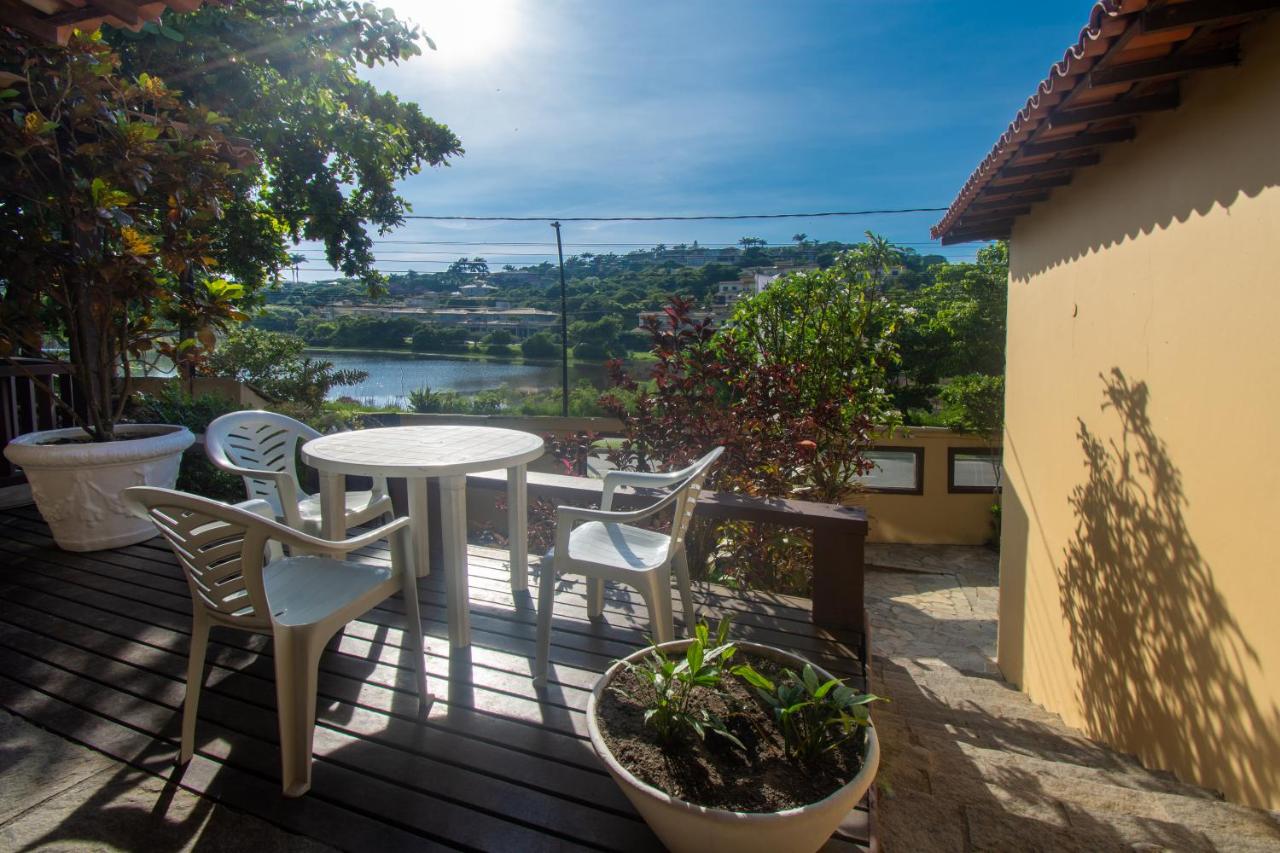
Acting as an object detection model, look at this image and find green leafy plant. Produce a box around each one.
[0,31,261,441]
[203,327,366,416]
[734,663,882,765]
[615,619,744,749]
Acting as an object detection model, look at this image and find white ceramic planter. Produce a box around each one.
[4,424,194,551]
[587,640,879,853]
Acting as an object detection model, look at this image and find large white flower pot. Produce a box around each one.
[587,640,879,853]
[4,424,194,551]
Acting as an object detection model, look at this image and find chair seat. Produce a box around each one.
[296,490,388,527]
[567,521,671,571]
[264,556,393,627]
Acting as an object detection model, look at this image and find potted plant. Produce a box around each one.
[587,620,882,853]
[0,31,256,550]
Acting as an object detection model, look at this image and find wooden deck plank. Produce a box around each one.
[0,506,870,852]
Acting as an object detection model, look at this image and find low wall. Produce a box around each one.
[855,427,998,545]
[385,413,998,546]
[129,376,273,409]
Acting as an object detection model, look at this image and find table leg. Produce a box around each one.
[407,477,431,578]
[318,471,346,556]
[507,464,528,593]
[439,474,471,647]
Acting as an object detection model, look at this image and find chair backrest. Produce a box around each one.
[121,486,277,631]
[665,447,724,559]
[206,410,319,520]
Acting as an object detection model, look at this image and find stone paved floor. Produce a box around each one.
[0,709,333,852]
[864,548,1280,853]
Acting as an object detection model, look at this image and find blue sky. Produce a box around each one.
[297,1,1095,279]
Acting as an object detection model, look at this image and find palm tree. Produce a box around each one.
[792,233,808,246]
[289,252,307,285]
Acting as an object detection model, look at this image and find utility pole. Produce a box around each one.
[551,221,569,417]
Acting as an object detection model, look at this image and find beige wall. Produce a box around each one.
[854,427,997,545]
[999,18,1280,809]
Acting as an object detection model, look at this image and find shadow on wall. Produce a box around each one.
[1058,368,1280,805]
[1009,18,1280,282]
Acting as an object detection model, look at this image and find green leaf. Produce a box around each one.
[801,664,820,695]
[733,664,774,692]
[0,89,19,100]
[813,678,840,699]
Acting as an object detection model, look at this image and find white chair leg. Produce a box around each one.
[641,572,674,644]
[673,549,696,632]
[534,561,557,685]
[395,530,430,713]
[586,577,605,620]
[274,627,322,797]
[180,610,210,765]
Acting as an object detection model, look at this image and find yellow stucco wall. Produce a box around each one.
[999,18,1280,809]
[852,427,998,544]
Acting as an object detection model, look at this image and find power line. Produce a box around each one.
[328,239,962,248]
[399,207,949,222]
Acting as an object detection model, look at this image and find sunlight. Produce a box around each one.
[384,0,519,68]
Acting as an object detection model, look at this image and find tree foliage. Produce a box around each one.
[724,235,905,427]
[204,327,366,414]
[602,294,884,593]
[107,0,463,291]
[0,31,259,440]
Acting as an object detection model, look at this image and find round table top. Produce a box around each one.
[301,425,545,477]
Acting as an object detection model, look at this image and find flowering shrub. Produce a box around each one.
[600,244,903,593]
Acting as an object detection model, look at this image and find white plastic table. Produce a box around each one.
[301,425,545,647]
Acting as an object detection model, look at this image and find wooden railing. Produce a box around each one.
[0,359,82,487]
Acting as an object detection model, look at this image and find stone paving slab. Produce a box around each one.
[864,547,1280,853]
[0,710,333,853]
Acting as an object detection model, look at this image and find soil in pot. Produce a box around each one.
[42,428,178,445]
[596,655,870,813]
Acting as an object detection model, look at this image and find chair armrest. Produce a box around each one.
[601,468,690,510]
[235,500,284,561]
[206,454,296,498]
[272,515,413,556]
[558,488,683,527]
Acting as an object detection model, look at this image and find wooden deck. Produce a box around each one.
[0,504,873,851]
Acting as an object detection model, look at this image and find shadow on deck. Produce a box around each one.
[0,504,871,851]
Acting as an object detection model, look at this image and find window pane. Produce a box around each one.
[952,451,1002,490]
[859,449,919,491]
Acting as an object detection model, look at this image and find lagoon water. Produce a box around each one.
[310,350,612,407]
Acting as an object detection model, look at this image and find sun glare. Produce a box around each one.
[385,0,519,68]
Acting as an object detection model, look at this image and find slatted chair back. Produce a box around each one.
[664,447,723,560]
[121,488,275,631]
[206,411,319,521]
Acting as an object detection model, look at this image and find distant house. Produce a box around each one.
[933,4,1280,810]
[331,304,558,338]
[458,283,498,297]
[636,308,716,330]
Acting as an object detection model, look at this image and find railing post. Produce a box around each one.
[810,527,866,634]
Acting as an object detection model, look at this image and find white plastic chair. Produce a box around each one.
[205,410,392,536]
[534,447,723,685]
[121,485,430,797]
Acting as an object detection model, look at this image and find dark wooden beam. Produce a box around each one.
[1021,126,1136,157]
[42,8,108,26]
[955,208,1031,232]
[998,153,1101,179]
[1090,47,1240,86]
[1142,0,1280,33]
[941,222,1013,245]
[1049,90,1179,128]
[984,173,1072,196]
[0,0,62,41]
[968,193,1047,212]
[84,0,143,25]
